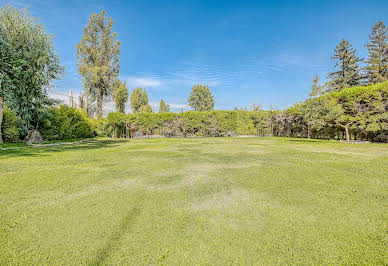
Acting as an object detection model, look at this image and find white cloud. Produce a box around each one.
[169,103,189,109]
[125,77,162,88]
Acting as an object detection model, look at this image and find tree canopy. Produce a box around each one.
[365,21,388,84]
[159,99,170,113]
[130,87,149,113]
[0,5,63,132]
[187,84,215,111]
[113,80,129,113]
[76,10,121,117]
[327,39,362,91]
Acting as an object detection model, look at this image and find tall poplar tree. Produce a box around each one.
[159,99,170,113]
[113,80,128,113]
[130,87,149,113]
[76,10,121,117]
[365,21,388,84]
[327,39,362,92]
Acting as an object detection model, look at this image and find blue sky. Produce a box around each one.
[2,0,388,111]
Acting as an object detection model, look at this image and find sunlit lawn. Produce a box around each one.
[1,137,387,264]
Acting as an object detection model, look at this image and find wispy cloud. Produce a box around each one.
[124,77,162,88]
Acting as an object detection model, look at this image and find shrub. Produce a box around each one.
[2,108,22,142]
[40,105,93,140]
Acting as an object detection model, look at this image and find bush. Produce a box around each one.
[106,112,128,138]
[40,105,93,140]
[2,108,22,142]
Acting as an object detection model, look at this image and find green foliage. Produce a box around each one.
[327,39,362,92]
[76,10,121,117]
[113,80,129,113]
[187,84,215,111]
[40,105,93,141]
[139,104,153,113]
[106,112,128,138]
[1,108,22,142]
[274,82,388,142]
[365,21,388,84]
[309,75,326,97]
[130,87,149,113]
[0,5,63,131]
[159,99,170,113]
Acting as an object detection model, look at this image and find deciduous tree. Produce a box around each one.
[0,5,63,134]
[76,10,121,117]
[159,99,170,113]
[113,80,128,113]
[130,87,149,113]
[187,84,215,111]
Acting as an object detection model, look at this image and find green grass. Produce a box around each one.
[1,137,387,264]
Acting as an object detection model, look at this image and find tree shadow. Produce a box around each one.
[0,139,129,158]
[286,139,321,143]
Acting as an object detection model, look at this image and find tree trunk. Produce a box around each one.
[97,91,103,117]
[307,125,311,139]
[344,125,350,142]
[0,96,3,144]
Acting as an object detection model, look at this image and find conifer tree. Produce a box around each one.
[365,21,388,84]
[159,99,170,113]
[327,39,361,91]
[309,75,326,97]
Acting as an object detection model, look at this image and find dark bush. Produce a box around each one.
[40,105,93,140]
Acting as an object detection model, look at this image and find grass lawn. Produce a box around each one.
[0,137,387,264]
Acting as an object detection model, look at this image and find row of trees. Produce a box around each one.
[0,5,387,143]
[273,82,388,142]
[0,6,217,143]
[314,21,388,95]
[61,80,385,142]
[75,10,216,116]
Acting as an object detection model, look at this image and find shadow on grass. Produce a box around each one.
[91,205,142,265]
[286,139,321,143]
[0,139,128,158]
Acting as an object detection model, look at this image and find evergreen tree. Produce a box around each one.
[327,39,361,91]
[187,84,215,111]
[113,80,128,113]
[365,21,388,84]
[309,75,326,97]
[130,87,149,113]
[76,10,121,117]
[159,99,170,113]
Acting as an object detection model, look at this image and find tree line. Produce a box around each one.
[0,5,387,143]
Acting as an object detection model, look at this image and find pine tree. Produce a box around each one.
[159,99,170,113]
[365,21,388,84]
[76,10,121,117]
[309,75,326,97]
[327,39,361,92]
